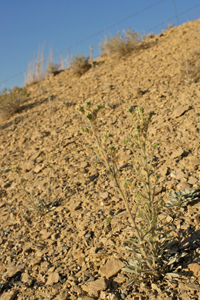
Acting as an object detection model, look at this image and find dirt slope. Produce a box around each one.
[1,19,200,300]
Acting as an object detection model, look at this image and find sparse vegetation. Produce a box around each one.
[180,48,200,83]
[77,101,185,285]
[0,86,28,120]
[24,46,45,86]
[13,153,60,215]
[166,188,200,212]
[70,53,91,76]
[45,49,61,76]
[99,28,146,57]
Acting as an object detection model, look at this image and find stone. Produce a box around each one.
[154,186,163,195]
[100,192,109,200]
[55,290,69,300]
[186,282,200,291]
[188,263,200,276]
[190,157,200,166]
[30,257,42,266]
[23,160,34,171]
[0,290,18,300]
[170,170,185,179]
[195,214,200,224]
[87,278,108,297]
[188,177,198,185]
[2,264,25,280]
[114,273,127,284]
[24,171,34,180]
[99,259,125,279]
[177,182,192,190]
[46,272,60,286]
[21,272,33,285]
[172,106,189,118]
[170,148,184,159]
[33,164,44,173]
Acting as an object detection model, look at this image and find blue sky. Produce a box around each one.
[1,0,200,91]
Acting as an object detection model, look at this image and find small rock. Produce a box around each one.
[188,263,200,277]
[99,259,125,279]
[190,157,200,166]
[166,215,173,223]
[100,291,118,300]
[33,165,44,173]
[172,106,189,118]
[100,192,109,200]
[186,282,200,291]
[177,182,192,190]
[170,170,185,179]
[114,273,127,284]
[23,244,33,253]
[21,272,33,285]
[188,177,198,185]
[55,290,69,300]
[46,272,60,286]
[195,214,200,224]
[24,171,34,181]
[0,290,18,300]
[154,186,163,195]
[2,264,25,280]
[72,285,82,295]
[23,160,34,171]
[87,278,108,297]
[85,232,92,239]
[30,256,42,266]
[171,148,184,159]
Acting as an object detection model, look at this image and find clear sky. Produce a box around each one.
[1,0,200,91]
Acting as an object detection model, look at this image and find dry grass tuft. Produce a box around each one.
[70,53,91,76]
[24,47,45,87]
[0,86,28,120]
[45,49,61,76]
[180,48,200,84]
[99,28,146,58]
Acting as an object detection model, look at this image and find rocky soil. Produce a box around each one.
[1,19,200,300]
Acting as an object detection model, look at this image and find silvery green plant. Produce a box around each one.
[13,153,58,215]
[167,188,200,212]
[77,102,179,284]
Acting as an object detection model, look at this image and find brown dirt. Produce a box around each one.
[1,19,200,300]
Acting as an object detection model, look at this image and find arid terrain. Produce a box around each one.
[1,19,200,300]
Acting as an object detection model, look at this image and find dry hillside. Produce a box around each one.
[1,19,200,300]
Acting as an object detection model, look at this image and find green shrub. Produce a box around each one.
[0,86,28,120]
[99,28,146,57]
[13,153,59,215]
[78,101,185,285]
[70,53,91,76]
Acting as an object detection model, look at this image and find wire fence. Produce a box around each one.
[1,0,200,90]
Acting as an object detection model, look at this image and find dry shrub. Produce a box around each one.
[0,86,27,120]
[45,49,61,76]
[180,49,200,83]
[78,102,188,286]
[99,28,146,58]
[70,54,91,76]
[24,47,45,86]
